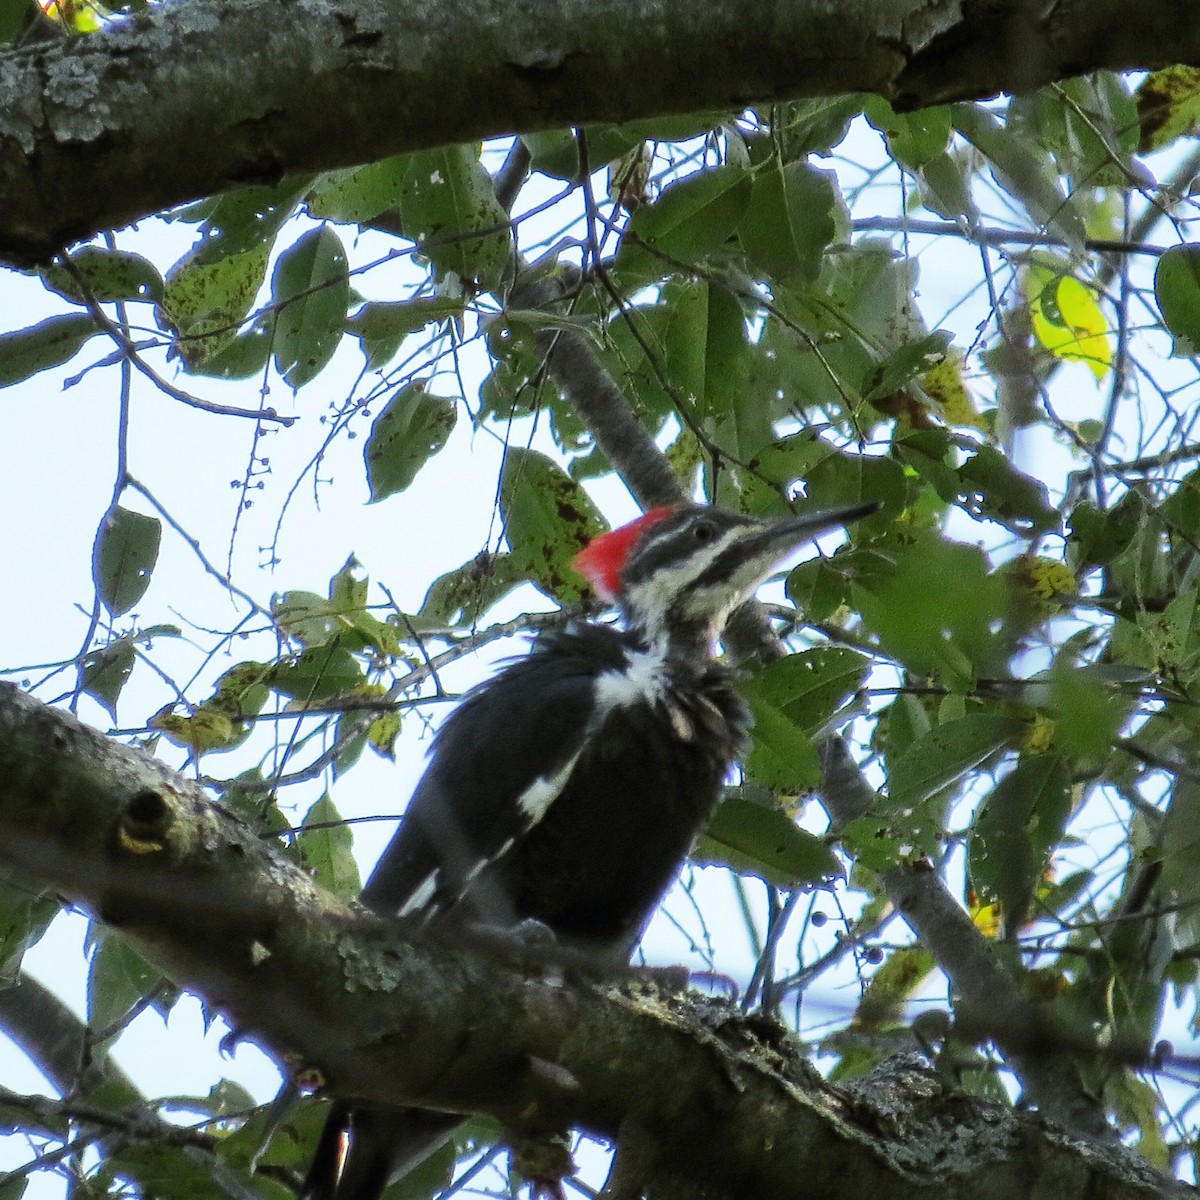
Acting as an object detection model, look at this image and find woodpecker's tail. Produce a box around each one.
[300,1103,460,1200]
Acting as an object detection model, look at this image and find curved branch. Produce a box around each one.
[0,683,1181,1200]
[3,0,1198,263]
[0,973,139,1100]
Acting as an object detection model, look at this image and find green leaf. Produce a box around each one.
[1010,76,1139,189]
[346,298,464,370]
[1137,65,1200,152]
[1154,244,1200,355]
[617,165,751,278]
[0,313,96,386]
[0,1175,27,1200]
[419,552,527,626]
[366,708,401,760]
[392,145,512,290]
[524,127,643,180]
[81,638,136,719]
[499,448,605,603]
[95,506,161,616]
[271,225,350,388]
[695,796,841,888]
[887,714,1023,809]
[88,930,163,1043]
[103,1143,257,1200]
[308,158,409,223]
[523,116,721,180]
[1163,466,1200,533]
[41,246,164,304]
[970,753,1071,928]
[744,694,822,793]
[957,446,1059,536]
[295,795,361,900]
[196,323,274,381]
[149,661,270,756]
[853,531,1007,685]
[740,157,845,282]
[774,97,862,158]
[861,330,953,403]
[1067,492,1144,570]
[274,560,396,655]
[746,648,871,733]
[0,875,57,984]
[914,151,979,223]
[1160,780,1200,948]
[0,0,25,43]
[163,241,270,369]
[864,97,950,169]
[268,645,364,703]
[159,179,307,370]
[364,382,457,502]
[1047,664,1136,764]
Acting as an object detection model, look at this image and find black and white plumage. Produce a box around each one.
[301,500,876,1200]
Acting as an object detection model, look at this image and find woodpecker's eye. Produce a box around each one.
[693,521,716,542]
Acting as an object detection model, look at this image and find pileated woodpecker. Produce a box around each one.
[301,499,876,1199]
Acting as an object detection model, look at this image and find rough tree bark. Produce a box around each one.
[1,0,1198,262]
[0,681,1187,1199]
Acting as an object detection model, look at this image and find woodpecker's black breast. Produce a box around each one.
[362,623,749,959]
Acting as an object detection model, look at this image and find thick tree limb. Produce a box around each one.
[0,683,1186,1199]
[2,0,1198,263]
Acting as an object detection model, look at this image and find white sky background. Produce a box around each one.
[1,117,1190,1195]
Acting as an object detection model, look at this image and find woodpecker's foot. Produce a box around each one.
[458,918,560,966]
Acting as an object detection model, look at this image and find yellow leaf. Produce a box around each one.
[1028,267,1112,380]
[921,348,988,432]
[41,0,109,31]
[1021,715,1056,755]
[970,899,1002,939]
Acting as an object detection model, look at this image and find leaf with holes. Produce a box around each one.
[696,796,841,888]
[80,639,136,719]
[96,506,161,617]
[42,246,163,305]
[500,448,605,603]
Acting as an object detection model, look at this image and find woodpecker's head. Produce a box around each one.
[574,501,878,649]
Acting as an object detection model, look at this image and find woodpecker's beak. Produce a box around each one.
[726,499,880,587]
[762,500,881,551]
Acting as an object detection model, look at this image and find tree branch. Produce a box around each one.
[2,0,1198,263]
[0,683,1183,1200]
[819,737,1113,1141]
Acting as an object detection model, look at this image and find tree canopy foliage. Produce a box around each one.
[3,3,1200,1198]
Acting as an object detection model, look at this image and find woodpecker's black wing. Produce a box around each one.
[360,625,631,928]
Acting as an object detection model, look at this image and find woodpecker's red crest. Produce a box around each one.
[573,505,674,600]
